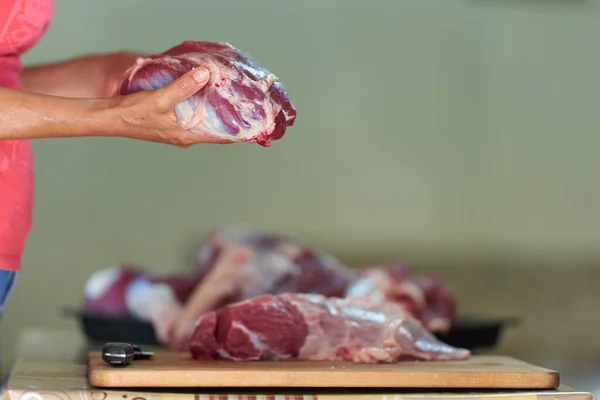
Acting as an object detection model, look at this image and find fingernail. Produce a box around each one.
[193,67,209,83]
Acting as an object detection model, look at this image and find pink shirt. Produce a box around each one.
[0,0,54,272]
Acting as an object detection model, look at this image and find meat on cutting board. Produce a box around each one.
[345,264,457,333]
[191,227,353,309]
[191,228,457,333]
[189,292,471,363]
[118,41,296,147]
[167,227,354,349]
[82,227,460,348]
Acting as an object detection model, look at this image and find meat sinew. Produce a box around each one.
[345,264,457,333]
[118,41,296,147]
[189,293,471,363]
[193,227,353,306]
[168,228,354,349]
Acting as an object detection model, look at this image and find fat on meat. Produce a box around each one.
[189,293,471,363]
[193,227,353,307]
[82,227,459,347]
[118,41,296,147]
[83,265,202,341]
[167,227,354,349]
[345,264,457,333]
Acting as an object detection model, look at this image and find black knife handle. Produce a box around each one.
[101,342,136,366]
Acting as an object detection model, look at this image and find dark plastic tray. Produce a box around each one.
[63,308,519,351]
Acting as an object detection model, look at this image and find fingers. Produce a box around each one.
[156,67,210,109]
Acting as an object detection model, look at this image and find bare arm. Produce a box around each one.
[0,67,220,147]
[0,87,115,140]
[20,52,141,98]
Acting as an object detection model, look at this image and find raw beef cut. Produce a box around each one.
[345,264,457,333]
[82,227,460,350]
[194,228,457,332]
[168,227,354,349]
[83,265,202,341]
[189,293,471,363]
[193,227,353,301]
[118,41,296,147]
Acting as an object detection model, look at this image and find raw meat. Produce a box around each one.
[83,265,199,315]
[194,228,456,333]
[168,227,354,349]
[83,266,142,317]
[193,227,353,303]
[345,264,457,333]
[189,293,471,363]
[83,265,201,341]
[82,227,459,351]
[118,41,296,147]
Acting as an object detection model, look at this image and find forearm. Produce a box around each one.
[20,52,140,98]
[0,87,119,140]
[21,56,102,98]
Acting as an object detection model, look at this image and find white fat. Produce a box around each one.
[290,295,401,362]
[345,271,389,302]
[239,252,295,298]
[84,267,121,300]
[125,278,181,321]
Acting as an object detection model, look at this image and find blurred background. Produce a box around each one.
[1,0,600,394]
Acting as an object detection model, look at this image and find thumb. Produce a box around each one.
[157,67,210,108]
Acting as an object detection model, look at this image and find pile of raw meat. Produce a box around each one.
[83,227,470,363]
[119,41,296,147]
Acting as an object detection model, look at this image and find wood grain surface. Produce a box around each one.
[88,353,560,389]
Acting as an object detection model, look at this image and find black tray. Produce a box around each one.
[63,308,519,351]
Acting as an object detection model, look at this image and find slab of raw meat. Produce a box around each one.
[195,228,457,332]
[189,227,353,311]
[118,41,296,147]
[345,264,457,333]
[83,265,199,315]
[189,293,470,363]
[169,227,354,349]
[83,265,202,341]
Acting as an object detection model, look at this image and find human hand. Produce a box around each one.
[110,67,234,147]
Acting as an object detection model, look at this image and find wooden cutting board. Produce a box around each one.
[87,352,559,389]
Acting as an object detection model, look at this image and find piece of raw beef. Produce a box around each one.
[345,264,457,333]
[83,265,202,341]
[118,41,296,146]
[193,227,353,304]
[168,227,354,349]
[189,293,470,363]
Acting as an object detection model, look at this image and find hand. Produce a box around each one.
[111,67,234,147]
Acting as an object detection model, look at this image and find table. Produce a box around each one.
[3,329,597,400]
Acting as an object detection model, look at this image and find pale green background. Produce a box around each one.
[1,0,600,388]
